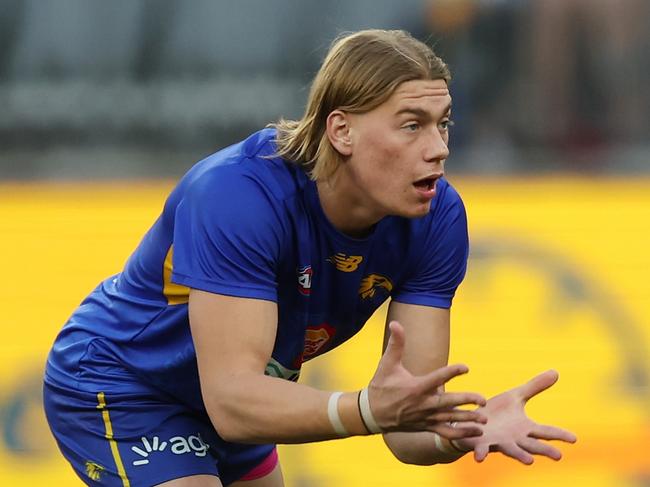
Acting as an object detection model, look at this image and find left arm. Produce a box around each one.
[380,181,476,464]
[381,300,478,465]
[381,302,578,465]
[379,185,576,464]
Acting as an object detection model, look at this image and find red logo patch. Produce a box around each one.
[302,323,336,360]
[297,265,312,295]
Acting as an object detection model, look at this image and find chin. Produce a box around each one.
[397,203,432,219]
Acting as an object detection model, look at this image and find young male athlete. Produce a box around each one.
[44,29,576,487]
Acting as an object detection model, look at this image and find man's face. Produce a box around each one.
[344,79,452,219]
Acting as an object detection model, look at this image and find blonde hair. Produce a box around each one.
[271,29,451,181]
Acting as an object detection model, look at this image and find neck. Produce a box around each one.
[315,175,384,238]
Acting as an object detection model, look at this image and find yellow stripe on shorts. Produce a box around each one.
[97,392,131,487]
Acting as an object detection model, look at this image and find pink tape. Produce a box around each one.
[238,448,279,481]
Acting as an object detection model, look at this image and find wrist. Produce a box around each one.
[358,387,384,434]
[336,391,374,436]
[448,422,472,454]
[449,437,471,454]
[434,433,468,458]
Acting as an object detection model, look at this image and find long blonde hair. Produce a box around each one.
[271,29,451,180]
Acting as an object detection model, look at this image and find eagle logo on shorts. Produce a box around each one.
[359,274,393,299]
[85,461,105,481]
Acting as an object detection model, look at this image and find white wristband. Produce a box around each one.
[327,392,349,437]
[358,388,383,434]
[450,438,470,453]
[433,433,456,455]
[449,422,471,453]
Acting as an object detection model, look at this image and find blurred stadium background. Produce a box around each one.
[1,0,648,485]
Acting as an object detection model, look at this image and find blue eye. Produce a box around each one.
[403,123,420,132]
[439,119,455,131]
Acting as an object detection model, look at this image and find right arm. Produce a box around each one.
[189,289,486,444]
[190,289,355,443]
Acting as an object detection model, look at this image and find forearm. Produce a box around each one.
[384,431,466,465]
[380,303,463,465]
[204,372,369,444]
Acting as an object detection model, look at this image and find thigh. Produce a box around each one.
[155,455,283,487]
[43,381,273,487]
[230,462,284,487]
[157,474,223,486]
[155,463,284,487]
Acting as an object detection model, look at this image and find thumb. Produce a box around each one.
[381,321,406,366]
[474,443,490,462]
[519,369,559,402]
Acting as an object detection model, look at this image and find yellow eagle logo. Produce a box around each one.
[359,274,393,299]
[85,461,105,481]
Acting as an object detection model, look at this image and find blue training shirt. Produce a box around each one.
[45,128,469,411]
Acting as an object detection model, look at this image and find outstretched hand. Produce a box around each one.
[454,370,577,464]
[368,321,487,440]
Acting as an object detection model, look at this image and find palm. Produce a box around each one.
[457,370,577,464]
[476,391,531,442]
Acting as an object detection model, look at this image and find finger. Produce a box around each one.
[519,369,559,402]
[530,424,577,443]
[381,321,406,367]
[474,443,490,462]
[498,442,535,465]
[437,392,487,410]
[429,409,487,425]
[517,437,562,461]
[434,423,483,439]
[420,363,471,391]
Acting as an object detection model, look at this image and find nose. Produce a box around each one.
[424,128,449,162]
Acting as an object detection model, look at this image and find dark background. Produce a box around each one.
[1,0,648,179]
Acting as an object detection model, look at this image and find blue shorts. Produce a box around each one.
[43,380,276,486]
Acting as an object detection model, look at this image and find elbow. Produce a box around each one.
[389,447,437,466]
[204,394,252,443]
[210,413,244,443]
[383,433,443,466]
[201,371,270,443]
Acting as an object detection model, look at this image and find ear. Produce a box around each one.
[325,110,353,157]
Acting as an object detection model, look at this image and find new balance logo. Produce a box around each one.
[130,434,209,466]
[327,253,363,272]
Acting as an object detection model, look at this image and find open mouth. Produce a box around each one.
[413,176,437,192]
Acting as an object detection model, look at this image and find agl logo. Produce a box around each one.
[130,434,209,466]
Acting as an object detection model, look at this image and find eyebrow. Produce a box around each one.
[395,102,452,118]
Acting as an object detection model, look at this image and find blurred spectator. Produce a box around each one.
[415,0,525,170]
[521,0,650,165]
[1,0,649,177]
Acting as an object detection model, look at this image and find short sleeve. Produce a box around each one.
[171,167,286,302]
[392,185,469,309]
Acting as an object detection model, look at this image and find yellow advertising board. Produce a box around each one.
[1,178,648,486]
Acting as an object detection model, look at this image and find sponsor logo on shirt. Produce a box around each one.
[303,324,336,360]
[130,434,209,466]
[297,265,312,295]
[359,274,393,299]
[327,253,363,272]
[265,357,301,381]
